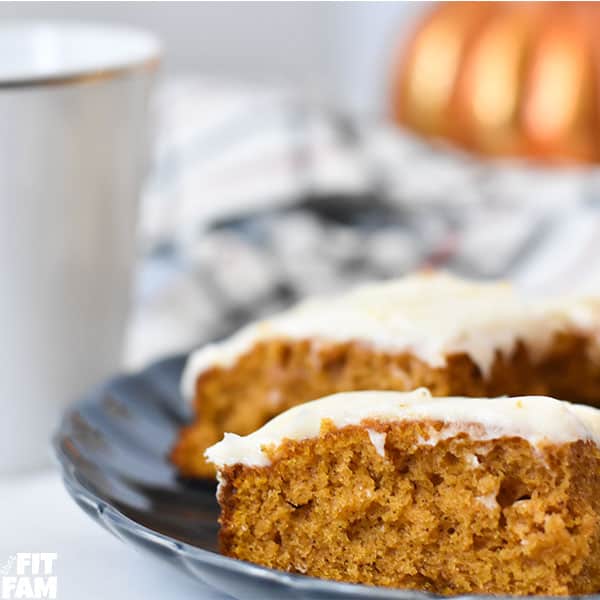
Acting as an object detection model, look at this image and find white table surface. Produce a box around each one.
[0,468,230,600]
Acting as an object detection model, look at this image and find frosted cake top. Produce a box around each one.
[206,389,600,467]
[182,272,600,400]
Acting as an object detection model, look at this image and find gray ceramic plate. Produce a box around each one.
[54,354,570,600]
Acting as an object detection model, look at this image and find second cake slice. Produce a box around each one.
[173,272,600,477]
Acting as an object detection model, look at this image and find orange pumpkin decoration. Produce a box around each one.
[392,2,600,164]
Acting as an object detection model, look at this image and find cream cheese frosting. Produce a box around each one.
[205,389,600,468]
[182,272,600,401]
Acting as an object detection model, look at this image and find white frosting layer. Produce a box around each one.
[205,389,600,468]
[182,272,600,400]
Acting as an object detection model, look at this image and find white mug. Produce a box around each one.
[0,22,160,474]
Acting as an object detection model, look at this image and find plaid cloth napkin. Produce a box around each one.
[125,78,600,368]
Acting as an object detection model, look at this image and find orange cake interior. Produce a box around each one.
[207,391,600,595]
[172,272,600,478]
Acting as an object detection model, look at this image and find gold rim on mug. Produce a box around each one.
[0,54,161,89]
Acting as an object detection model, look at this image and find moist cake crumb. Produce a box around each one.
[207,391,600,595]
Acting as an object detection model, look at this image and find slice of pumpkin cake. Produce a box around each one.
[207,389,600,596]
[173,271,600,478]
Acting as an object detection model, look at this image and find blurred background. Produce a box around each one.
[5,1,600,370]
[0,1,424,115]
